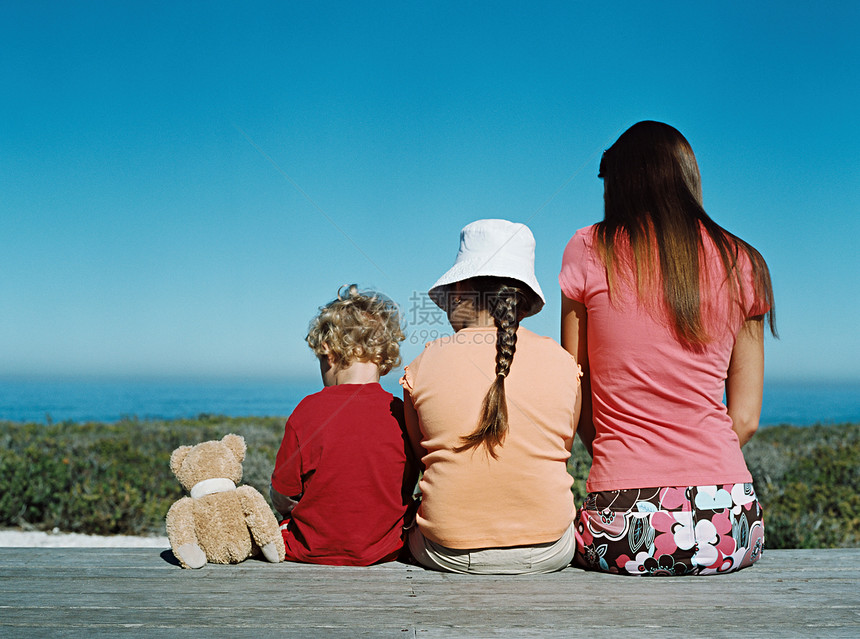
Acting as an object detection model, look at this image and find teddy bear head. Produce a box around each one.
[169,434,246,493]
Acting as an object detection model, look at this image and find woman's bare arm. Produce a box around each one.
[561,294,594,457]
[402,390,427,470]
[726,317,766,447]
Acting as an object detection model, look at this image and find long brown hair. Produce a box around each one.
[596,121,776,348]
[453,277,537,458]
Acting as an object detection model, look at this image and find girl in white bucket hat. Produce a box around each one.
[400,219,583,575]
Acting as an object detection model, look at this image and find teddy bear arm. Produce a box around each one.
[166,497,207,569]
[236,485,285,563]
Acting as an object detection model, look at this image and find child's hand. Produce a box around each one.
[269,484,301,517]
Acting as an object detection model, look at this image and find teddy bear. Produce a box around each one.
[165,433,285,569]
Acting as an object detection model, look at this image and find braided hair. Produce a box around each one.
[454,277,536,458]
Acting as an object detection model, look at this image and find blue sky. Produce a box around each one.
[1,1,858,386]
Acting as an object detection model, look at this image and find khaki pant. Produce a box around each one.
[407,522,576,575]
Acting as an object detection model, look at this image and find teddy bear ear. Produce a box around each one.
[170,445,192,475]
[222,434,246,462]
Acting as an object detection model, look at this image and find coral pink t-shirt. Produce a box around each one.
[401,327,581,549]
[559,225,768,491]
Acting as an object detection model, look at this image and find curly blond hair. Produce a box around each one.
[306,285,405,375]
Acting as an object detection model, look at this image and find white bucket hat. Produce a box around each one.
[428,219,546,318]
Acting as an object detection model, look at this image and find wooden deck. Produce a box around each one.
[1,547,858,638]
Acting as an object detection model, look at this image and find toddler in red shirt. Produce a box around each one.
[270,285,417,565]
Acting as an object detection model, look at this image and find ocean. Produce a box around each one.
[0,377,858,427]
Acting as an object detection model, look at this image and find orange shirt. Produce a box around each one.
[401,327,580,549]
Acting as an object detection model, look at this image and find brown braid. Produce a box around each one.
[455,281,528,458]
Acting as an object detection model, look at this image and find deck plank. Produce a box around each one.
[1,547,858,638]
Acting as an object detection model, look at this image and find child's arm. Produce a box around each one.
[269,485,301,518]
[270,417,305,518]
[390,396,421,507]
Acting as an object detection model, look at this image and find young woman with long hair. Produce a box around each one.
[560,121,776,576]
[402,219,582,574]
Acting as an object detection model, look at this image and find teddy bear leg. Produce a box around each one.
[166,497,207,569]
[260,543,282,564]
[237,486,286,563]
[175,543,208,569]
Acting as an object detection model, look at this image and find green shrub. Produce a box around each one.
[1,418,858,548]
[0,416,285,536]
[745,423,860,549]
[567,438,590,506]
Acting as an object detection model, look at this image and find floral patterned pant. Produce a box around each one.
[574,484,764,576]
